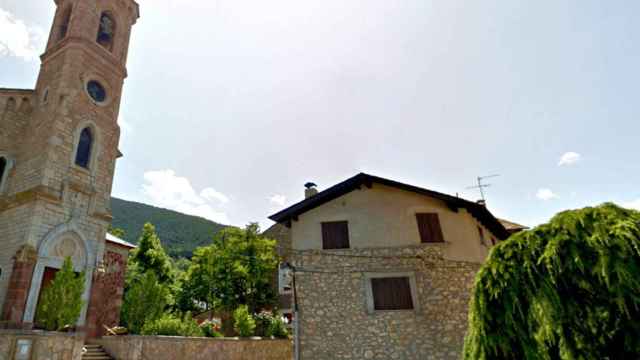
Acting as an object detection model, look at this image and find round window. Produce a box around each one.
[86,80,107,103]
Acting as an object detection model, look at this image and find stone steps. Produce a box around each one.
[82,344,113,360]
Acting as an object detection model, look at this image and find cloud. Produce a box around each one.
[142,169,230,224]
[536,188,557,201]
[0,8,44,60]
[558,152,581,166]
[623,199,640,211]
[201,188,230,204]
[268,194,286,206]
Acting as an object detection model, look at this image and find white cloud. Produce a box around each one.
[558,152,581,166]
[268,194,286,206]
[142,169,230,224]
[623,199,640,211]
[536,188,557,201]
[0,8,44,61]
[201,187,230,204]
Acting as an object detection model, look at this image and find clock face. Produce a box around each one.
[86,80,107,103]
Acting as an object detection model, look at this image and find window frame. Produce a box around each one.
[364,272,419,314]
[321,220,350,250]
[70,122,100,174]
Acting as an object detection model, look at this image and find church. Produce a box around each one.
[0,0,139,338]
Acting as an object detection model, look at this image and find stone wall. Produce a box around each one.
[292,245,479,360]
[96,336,293,360]
[0,329,84,360]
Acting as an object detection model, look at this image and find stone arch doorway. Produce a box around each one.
[23,223,95,327]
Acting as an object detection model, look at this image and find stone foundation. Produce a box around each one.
[96,336,293,360]
[292,244,479,360]
[0,329,84,360]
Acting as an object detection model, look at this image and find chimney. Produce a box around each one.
[476,199,486,206]
[304,182,318,199]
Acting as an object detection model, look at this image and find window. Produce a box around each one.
[415,213,444,243]
[96,13,115,50]
[371,277,414,311]
[86,80,107,103]
[491,237,496,246]
[75,128,93,168]
[478,226,486,246]
[0,157,7,189]
[321,221,349,249]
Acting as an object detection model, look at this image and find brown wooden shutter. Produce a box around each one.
[371,277,413,310]
[321,221,349,249]
[477,226,485,245]
[415,213,444,243]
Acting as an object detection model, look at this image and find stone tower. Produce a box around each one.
[0,0,139,335]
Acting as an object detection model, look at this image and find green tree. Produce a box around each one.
[35,257,85,331]
[233,305,256,337]
[129,223,174,284]
[464,203,640,360]
[121,272,169,334]
[107,225,126,239]
[180,223,278,313]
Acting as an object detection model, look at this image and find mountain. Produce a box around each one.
[110,197,229,258]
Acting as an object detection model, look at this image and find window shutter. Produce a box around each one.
[371,277,413,310]
[321,221,350,249]
[477,226,485,245]
[415,213,444,243]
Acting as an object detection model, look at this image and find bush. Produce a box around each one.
[121,272,169,334]
[200,319,223,338]
[254,311,289,339]
[36,257,85,331]
[233,305,255,337]
[141,313,204,337]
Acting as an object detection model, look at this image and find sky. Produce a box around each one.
[2,0,639,231]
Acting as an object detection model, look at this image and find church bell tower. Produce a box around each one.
[0,0,139,335]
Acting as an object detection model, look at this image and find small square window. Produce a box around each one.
[365,272,418,313]
[321,221,349,249]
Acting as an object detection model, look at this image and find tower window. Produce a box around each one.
[96,13,115,50]
[86,81,107,103]
[0,157,7,190]
[75,128,93,169]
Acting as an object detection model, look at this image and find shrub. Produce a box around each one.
[141,313,204,337]
[121,272,170,334]
[254,311,289,339]
[35,257,85,331]
[200,319,223,338]
[233,305,255,337]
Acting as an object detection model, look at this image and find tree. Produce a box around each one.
[464,203,640,360]
[35,257,85,331]
[129,223,174,284]
[121,272,169,334]
[107,225,126,239]
[180,223,279,314]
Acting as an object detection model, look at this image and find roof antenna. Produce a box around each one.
[466,174,500,202]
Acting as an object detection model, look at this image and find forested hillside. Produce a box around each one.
[110,197,229,258]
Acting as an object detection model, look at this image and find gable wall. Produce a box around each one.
[290,183,498,263]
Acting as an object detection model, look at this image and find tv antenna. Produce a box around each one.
[467,174,500,202]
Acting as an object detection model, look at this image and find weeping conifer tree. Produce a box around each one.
[464,203,640,360]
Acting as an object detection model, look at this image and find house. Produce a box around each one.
[267,173,525,360]
[0,0,139,338]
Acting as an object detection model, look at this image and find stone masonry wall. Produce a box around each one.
[96,336,293,360]
[291,244,479,360]
[0,329,84,360]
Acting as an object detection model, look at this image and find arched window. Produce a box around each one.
[96,13,115,50]
[75,128,93,169]
[59,7,72,41]
[0,157,7,191]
